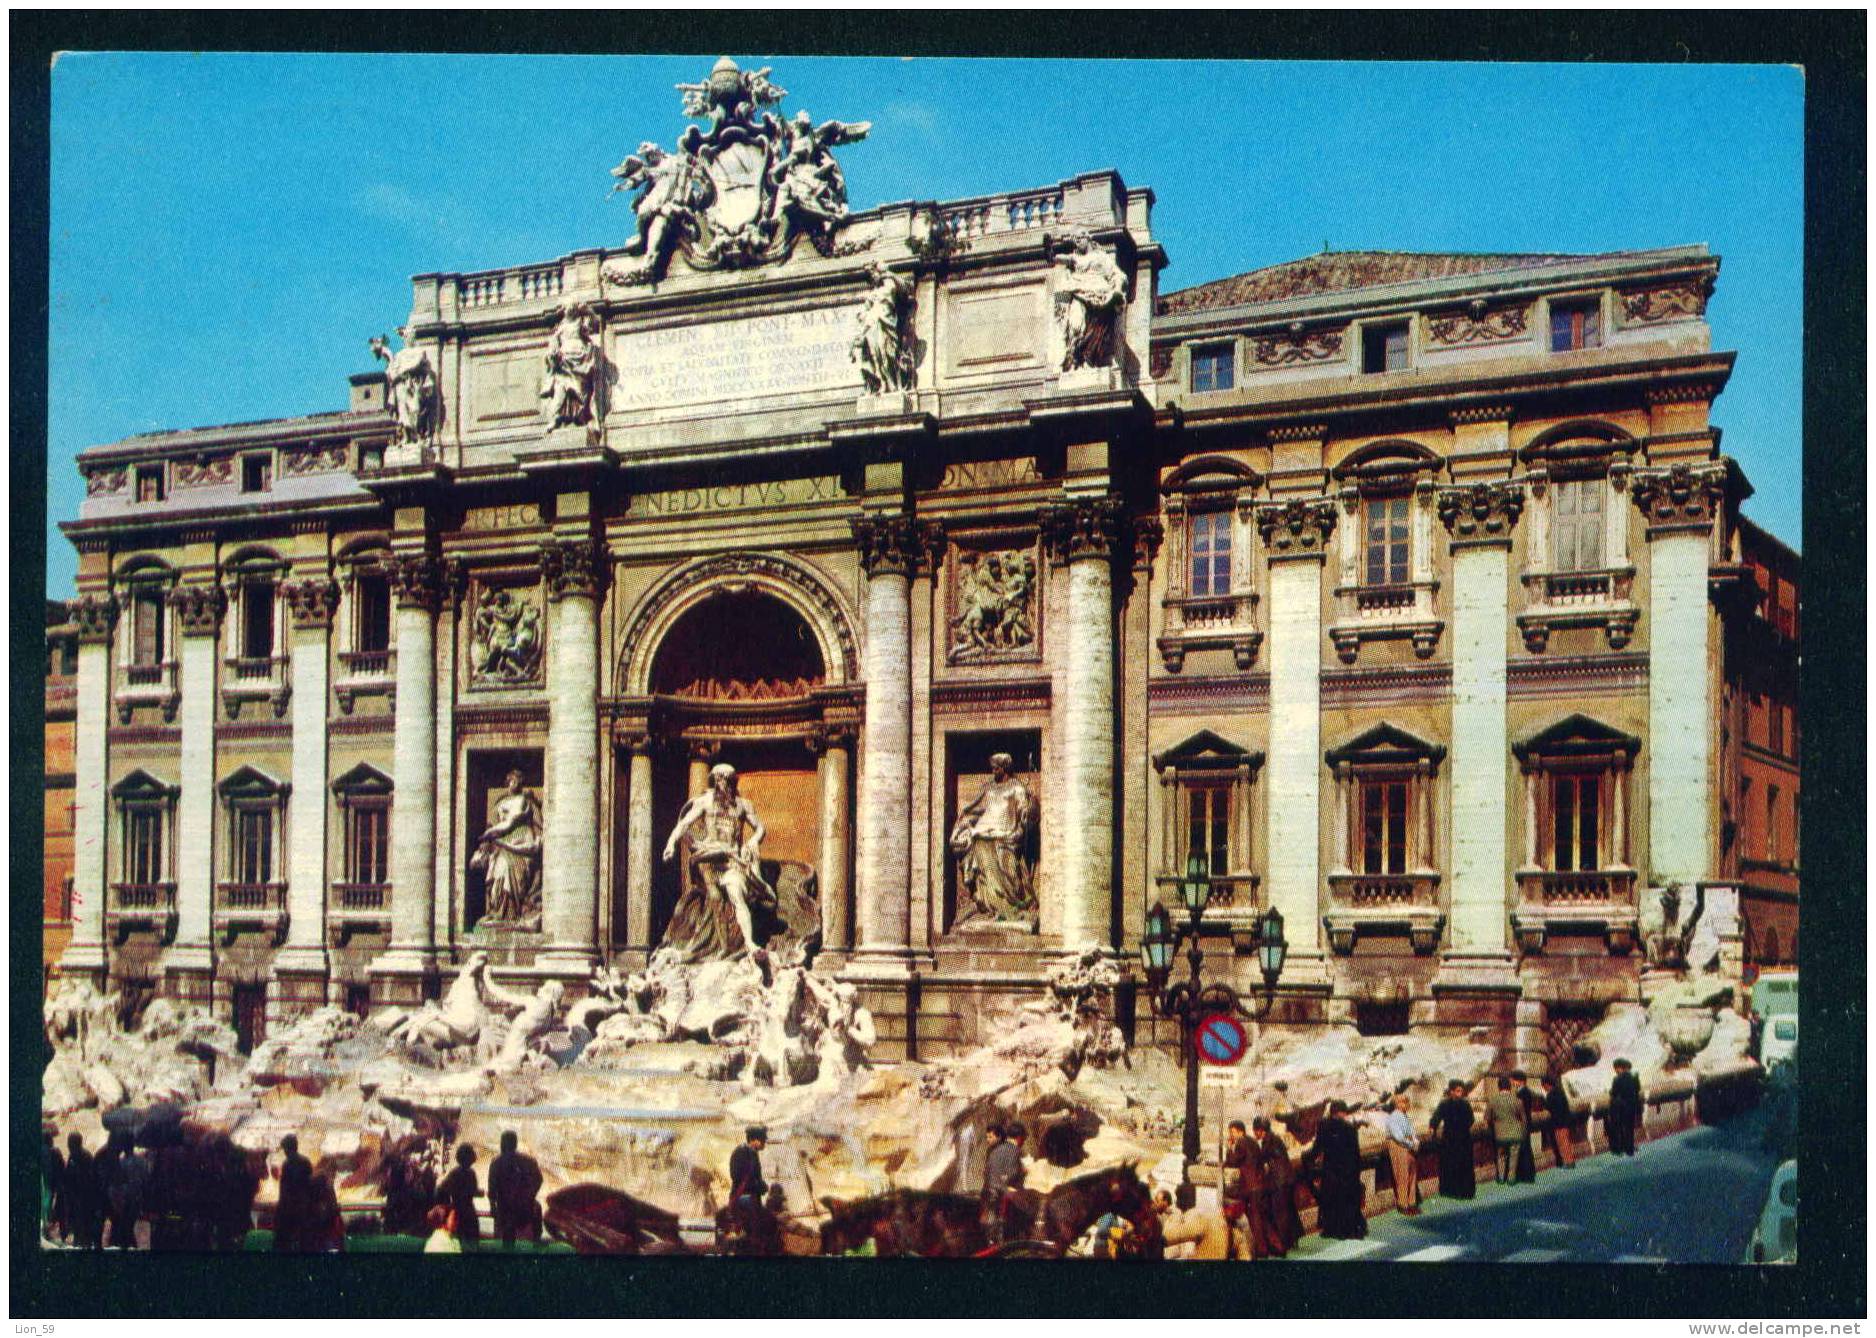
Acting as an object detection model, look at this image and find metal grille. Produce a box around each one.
[1546,1006,1601,1075]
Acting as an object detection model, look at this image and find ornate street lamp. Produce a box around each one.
[1140,856,1288,1206]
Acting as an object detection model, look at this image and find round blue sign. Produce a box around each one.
[1195,1012,1248,1066]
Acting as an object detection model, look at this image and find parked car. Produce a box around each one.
[1746,1160,1797,1264]
[1760,1014,1799,1068]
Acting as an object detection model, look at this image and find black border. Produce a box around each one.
[11,10,1865,1320]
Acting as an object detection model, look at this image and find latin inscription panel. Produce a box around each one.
[632,476,844,516]
[613,305,860,412]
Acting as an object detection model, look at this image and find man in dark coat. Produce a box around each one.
[488,1130,545,1247]
[1541,1073,1577,1168]
[438,1143,482,1248]
[1607,1058,1643,1156]
[1306,1101,1366,1239]
[273,1133,314,1252]
[1221,1119,1269,1259]
[216,1138,259,1250]
[1510,1072,1539,1181]
[100,1129,150,1249]
[728,1125,770,1247]
[1429,1080,1477,1200]
[1254,1117,1301,1251]
[64,1133,102,1249]
[981,1120,1028,1243]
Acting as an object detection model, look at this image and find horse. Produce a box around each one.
[818,1189,990,1258]
[1036,1163,1154,1253]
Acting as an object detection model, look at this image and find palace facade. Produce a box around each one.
[51,65,1797,1068]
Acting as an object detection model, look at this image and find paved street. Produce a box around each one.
[1287,1111,1782,1265]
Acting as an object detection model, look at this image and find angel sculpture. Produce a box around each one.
[769,110,871,231]
[611,131,713,277]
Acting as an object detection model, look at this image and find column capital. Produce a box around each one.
[388,552,447,611]
[541,537,607,601]
[1253,497,1338,560]
[280,577,341,630]
[851,513,928,578]
[1630,461,1728,534]
[806,721,858,756]
[166,584,226,637]
[1437,481,1525,546]
[1039,495,1129,564]
[71,593,119,644]
[1131,515,1165,570]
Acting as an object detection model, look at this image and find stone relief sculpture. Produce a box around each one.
[368,326,439,448]
[951,549,1037,659]
[539,299,602,428]
[851,263,915,395]
[607,57,871,283]
[1049,226,1128,372]
[660,763,777,963]
[471,770,543,930]
[949,753,1038,931]
[468,587,543,685]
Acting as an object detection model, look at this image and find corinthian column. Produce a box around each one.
[276,576,339,1016]
[539,537,604,975]
[166,581,225,1006]
[1632,463,1730,888]
[59,594,118,984]
[370,552,443,1003]
[1042,497,1129,950]
[848,514,922,973]
[808,724,855,954]
[622,731,656,953]
[1437,482,1524,982]
[1254,498,1339,985]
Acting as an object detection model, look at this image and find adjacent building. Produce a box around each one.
[48,62,1798,1068]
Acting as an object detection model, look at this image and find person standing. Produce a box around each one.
[1541,1073,1577,1169]
[1488,1077,1525,1185]
[438,1143,482,1250]
[1254,1117,1300,1252]
[1511,1071,1539,1182]
[64,1133,102,1250]
[488,1130,545,1248]
[1428,1081,1477,1200]
[1383,1092,1422,1215]
[422,1204,461,1254]
[1306,1101,1366,1240]
[1607,1058,1643,1156]
[1221,1119,1268,1259]
[981,1120,1025,1244]
[42,1129,66,1243]
[273,1134,313,1252]
[100,1129,150,1250]
[728,1125,769,1246]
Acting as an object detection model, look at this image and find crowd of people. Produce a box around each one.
[41,1123,545,1255]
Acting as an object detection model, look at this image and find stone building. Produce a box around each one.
[44,601,80,982]
[51,61,1793,1068]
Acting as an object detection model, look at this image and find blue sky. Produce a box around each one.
[47,54,1803,594]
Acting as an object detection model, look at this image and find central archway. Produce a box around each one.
[648,589,826,700]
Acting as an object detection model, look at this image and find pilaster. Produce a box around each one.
[276,577,339,998]
[59,594,117,982]
[622,730,656,952]
[166,581,224,986]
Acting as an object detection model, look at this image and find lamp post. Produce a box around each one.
[1141,853,1288,1204]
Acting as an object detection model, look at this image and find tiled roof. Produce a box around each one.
[1155,250,1608,315]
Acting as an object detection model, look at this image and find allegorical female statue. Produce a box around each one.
[1050,227,1128,372]
[659,763,776,962]
[949,753,1037,930]
[471,770,543,929]
[851,262,915,395]
[539,300,601,429]
[369,326,439,447]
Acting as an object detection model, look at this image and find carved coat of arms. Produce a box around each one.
[607,58,871,283]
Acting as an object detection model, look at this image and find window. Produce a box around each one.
[1769,701,1786,755]
[1185,784,1230,877]
[126,807,165,885]
[1359,778,1410,875]
[1552,477,1605,571]
[1188,510,1232,596]
[1550,300,1602,352]
[1766,785,1780,862]
[1364,496,1410,586]
[131,592,166,667]
[347,803,389,885]
[1362,323,1409,373]
[135,466,165,503]
[234,807,274,884]
[1189,343,1235,393]
[241,580,275,660]
[1739,777,1752,853]
[1551,772,1602,872]
[241,454,272,493]
[355,571,392,653]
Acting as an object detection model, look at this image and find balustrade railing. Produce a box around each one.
[338,649,395,678]
[226,654,287,682]
[333,882,389,911]
[1519,869,1636,906]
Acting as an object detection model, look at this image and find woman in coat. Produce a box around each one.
[1429,1080,1478,1200]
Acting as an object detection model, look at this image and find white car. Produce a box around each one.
[1747,1160,1797,1264]
[1760,1014,1799,1068]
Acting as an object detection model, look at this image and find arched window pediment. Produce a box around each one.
[1333,440,1440,493]
[1518,420,1637,469]
[1163,455,1261,496]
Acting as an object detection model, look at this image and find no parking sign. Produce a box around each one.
[1194,1012,1247,1066]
